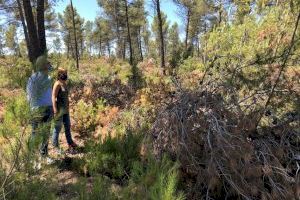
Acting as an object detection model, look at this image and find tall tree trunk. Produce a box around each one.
[124,0,133,66]
[185,8,191,50]
[89,41,92,55]
[80,37,83,59]
[197,37,200,57]
[67,32,71,58]
[17,0,34,62]
[156,0,165,69]
[138,27,143,60]
[113,0,122,58]
[67,44,70,58]
[107,41,111,57]
[218,6,222,25]
[99,39,102,57]
[37,0,46,55]
[70,0,79,69]
[123,38,126,60]
[22,0,40,61]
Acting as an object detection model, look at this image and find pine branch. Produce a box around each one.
[255,12,300,129]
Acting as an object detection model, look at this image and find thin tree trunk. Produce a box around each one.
[138,27,143,60]
[113,0,122,58]
[218,3,222,25]
[99,35,102,57]
[107,41,111,57]
[17,0,34,62]
[123,38,126,59]
[80,37,83,59]
[70,0,79,69]
[124,0,133,65]
[37,0,46,55]
[156,0,165,69]
[185,8,191,50]
[67,44,69,58]
[67,33,71,58]
[22,0,40,61]
[197,36,200,57]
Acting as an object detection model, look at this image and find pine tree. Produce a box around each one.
[173,0,209,56]
[59,4,84,62]
[152,0,166,69]
[93,17,113,57]
[129,0,147,62]
[19,40,28,57]
[0,0,57,62]
[0,26,4,56]
[5,24,20,56]
[168,23,182,67]
[124,0,134,65]
[53,36,62,54]
[152,11,169,66]
[84,20,94,56]
[98,0,126,58]
[233,0,253,24]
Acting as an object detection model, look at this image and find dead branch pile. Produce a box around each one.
[70,77,134,108]
[151,89,299,200]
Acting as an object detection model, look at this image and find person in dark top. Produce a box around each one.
[52,68,77,154]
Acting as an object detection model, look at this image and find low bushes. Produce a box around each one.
[122,156,185,200]
[84,130,184,200]
[0,93,56,200]
[85,131,143,180]
[71,99,97,135]
[176,57,205,89]
[0,57,32,89]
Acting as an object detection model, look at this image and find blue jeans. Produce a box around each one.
[52,113,74,147]
[30,106,53,156]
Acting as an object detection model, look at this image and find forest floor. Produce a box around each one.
[0,88,88,199]
[1,57,299,200]
[0,66,127,200]
[0,61,133,199]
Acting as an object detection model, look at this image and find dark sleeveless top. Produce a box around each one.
[56,84,69,114]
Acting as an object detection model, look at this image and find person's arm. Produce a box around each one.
[52,81,60,115]
[26,74,36,104]
[26,78,32,102]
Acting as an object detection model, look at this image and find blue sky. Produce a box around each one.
[54,0,182,29]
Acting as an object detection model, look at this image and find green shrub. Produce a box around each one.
[121,156,185,200]
[72,99,97,135]
[67,60,83,86]
[86,131,142,179]
[0,93,54,200]
[95,59,132,85]
[76,176,116,200]
[111,108,153,136]
[0,92,30,137]
[177,57,205,89]
[1,57,32,89]
[10,177,56,200]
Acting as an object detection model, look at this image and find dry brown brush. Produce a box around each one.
[150,86,299,200]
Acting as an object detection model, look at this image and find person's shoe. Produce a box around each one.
[69,142,78,148]
[46,157,55,165]
[41,156,55,165]
[54,147,65,156]
[33,160,42,170]
[66,147,77,155]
